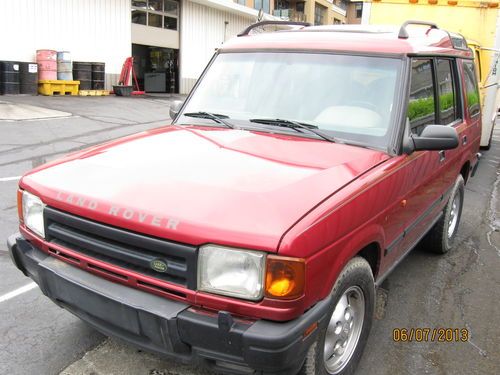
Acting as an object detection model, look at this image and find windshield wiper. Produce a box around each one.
[183,112,235,129]
[249,118,335,142]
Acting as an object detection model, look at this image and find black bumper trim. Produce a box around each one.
[7,234,331,375]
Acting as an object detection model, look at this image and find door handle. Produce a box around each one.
[462,135,467,145]
[439,150,446,162]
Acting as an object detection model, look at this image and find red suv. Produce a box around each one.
[8,21,481,375]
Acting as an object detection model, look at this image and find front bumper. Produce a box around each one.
[7,234,331,375]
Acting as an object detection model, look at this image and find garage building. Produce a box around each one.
[0,0,272,94]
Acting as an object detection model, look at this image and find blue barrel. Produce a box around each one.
[57,51,73,81]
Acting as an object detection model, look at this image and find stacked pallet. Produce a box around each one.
[38,80,79,96]
[78,89,110,96]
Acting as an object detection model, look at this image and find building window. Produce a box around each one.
[314,3,326,25]
[132,1,147,9]
[355,3,363,18]
[164,0,179,15]
[337,0,348,11]
[131,0,179,30]
[148,13,162,28]
[236,0,246,5]
[333,18,341,25]
[149,0,163,11]
[164,16,177,30]
[131,9,147,25]
[254,0,270,13]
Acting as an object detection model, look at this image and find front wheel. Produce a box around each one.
[298,257,374,375]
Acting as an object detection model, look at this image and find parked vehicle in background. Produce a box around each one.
[8,21,481,375]
[364,0,500,149]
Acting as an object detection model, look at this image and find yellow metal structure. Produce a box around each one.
[38,80,80,96]
[366,0,500,147]
[78,90,110,96]
[367,0,497,85]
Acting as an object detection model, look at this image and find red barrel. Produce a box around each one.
[36,49,57,80]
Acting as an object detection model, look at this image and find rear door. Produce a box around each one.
[432,58,465,179]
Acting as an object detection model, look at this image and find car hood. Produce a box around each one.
[21,126,390,251]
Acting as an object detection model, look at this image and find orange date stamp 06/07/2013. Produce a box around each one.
[393,328,470,343]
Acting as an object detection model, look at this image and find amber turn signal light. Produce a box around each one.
[17,189,23,223]
[265,255,305,300]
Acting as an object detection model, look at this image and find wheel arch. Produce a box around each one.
[356,242,381,280]
[460,160,471,184]
[316,228,384,300]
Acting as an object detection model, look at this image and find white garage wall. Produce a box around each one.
[179,0,255,94]
[0,0,131,88]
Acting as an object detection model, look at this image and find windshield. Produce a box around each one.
[177,52,402,149]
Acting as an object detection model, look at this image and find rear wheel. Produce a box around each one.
[422,174,464,254]
[298,257,374,375]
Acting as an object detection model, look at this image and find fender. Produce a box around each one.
[311,223,384,300]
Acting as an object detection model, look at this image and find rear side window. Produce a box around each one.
[463,61,480,118]
[408,59,435,135]
[436,59,459,124]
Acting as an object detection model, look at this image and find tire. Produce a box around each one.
[298,257,375,375]
[422,174,465,254]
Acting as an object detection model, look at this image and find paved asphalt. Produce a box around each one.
[0,95,498,375]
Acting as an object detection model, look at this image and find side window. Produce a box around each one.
[463,61,481,118]
[436,59,459,124]
[408,59,436,135]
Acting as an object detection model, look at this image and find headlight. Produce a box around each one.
[22,190,45,238]
[198,245,265,301]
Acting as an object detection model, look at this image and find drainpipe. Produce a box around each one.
[224,20,229,43]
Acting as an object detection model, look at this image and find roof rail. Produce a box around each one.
[238,21,311,37]
[398,20,438,39]
[449,32,469,50]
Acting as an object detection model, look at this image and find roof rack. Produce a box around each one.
[398,20,469,50]
[398,20,438,39]
[237,21,311,37]
[449,32,469,50]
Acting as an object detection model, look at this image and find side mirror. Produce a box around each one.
[412,125,459,151]
[169,100,183,120]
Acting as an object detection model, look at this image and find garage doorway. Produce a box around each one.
[132,43,179,93]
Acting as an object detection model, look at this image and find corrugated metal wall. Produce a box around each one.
[179,0,254,94]
[0,0,131,89]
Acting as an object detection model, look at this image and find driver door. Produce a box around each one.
[385,58,461,263]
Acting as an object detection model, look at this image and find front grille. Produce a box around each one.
[44,207,197,289]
